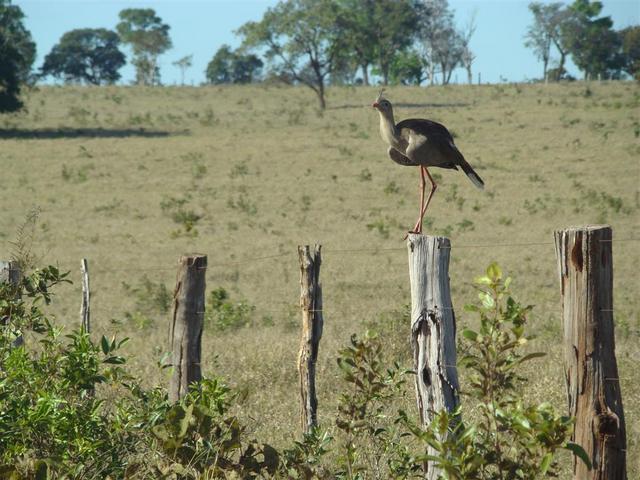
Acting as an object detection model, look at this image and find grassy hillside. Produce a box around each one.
[1,81,638,474]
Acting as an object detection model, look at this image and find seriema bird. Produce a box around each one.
[373,92,484,234]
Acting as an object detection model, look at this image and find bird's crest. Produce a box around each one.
[376,88,386,102]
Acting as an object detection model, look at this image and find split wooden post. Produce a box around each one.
[0,261,23,347]
[554,226,627,480]
[169,254,207,403]
[407,234,460,480]
[80,259,90,334]
[297,245,323,434]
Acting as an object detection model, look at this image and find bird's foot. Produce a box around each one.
[403,229,422,241]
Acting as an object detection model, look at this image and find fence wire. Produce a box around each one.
[82,237,637,274]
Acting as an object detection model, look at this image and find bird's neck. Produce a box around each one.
[378,111,400,148]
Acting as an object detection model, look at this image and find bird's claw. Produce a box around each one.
[403,230,421,241]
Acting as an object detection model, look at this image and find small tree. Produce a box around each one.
[205,45,263,85]
[334,0,376,85]
[459,13,477,85]
[389,49,428,85]
[402,263,592,478]
[335,0,417,86]
[173,54,192,85]
[419,0,463,85]
[0,0,36,112]
[561,0,624,80]
[525,2,574,82]
[40,28,125,85]
[116,8,172,85]
[237,0,342,110]
[620,26,640,80]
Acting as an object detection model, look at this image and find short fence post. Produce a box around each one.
[297,244,323,434]
[80,259,90,334]
[407,234,460,480]
[0,261,23,347]
[169,254,207,403]
[554,226,627,479]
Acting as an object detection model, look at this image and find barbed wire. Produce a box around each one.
[72,237,637,274]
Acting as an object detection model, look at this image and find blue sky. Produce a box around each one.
[17,0,640,85]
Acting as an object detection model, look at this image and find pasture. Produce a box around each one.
[1,81,638,475]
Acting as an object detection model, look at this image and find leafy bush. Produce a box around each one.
[335,332,416,479]
[120,275,172,330]
[0,267,135,477]
[205,287,255,331]
[399,263,591,479]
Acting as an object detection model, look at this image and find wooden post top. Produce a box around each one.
[554,224,611,233]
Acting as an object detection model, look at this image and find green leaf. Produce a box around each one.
[518,352,546,364]
[474,275,492,285]
[100,335,110,354]
[462,329,478,341]
[103,355,126,364]
[540,452,553,475]
[487,262,502,281]
[564,442,592,470]
[479,292,495,309]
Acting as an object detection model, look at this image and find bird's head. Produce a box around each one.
[372,90,393,118]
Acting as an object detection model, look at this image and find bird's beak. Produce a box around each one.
[372,102,379,109]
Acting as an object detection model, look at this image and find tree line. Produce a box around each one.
[525,0,639,82]
[0,0,638,112]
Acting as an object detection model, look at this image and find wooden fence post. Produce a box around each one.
[1,261,23,347]
[407,234,459,480]
[297,244,323,434]
[554,225,627,480]
[80,259,90,334]
[169,254,207,403]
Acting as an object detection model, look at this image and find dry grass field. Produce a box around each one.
[1,81,638,475]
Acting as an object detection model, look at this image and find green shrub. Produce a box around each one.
[205,287,255,331]
[400,263,591,479]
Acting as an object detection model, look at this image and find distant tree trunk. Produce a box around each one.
[553,38,567,80]
[317,85,326,110]
[361,64,369,85]
[466,65,472,84]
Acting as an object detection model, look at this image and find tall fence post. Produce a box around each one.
[80,259,90,334]
[297,244,323,434]
[407,234,459,479]
[1,261,23,347]
[169,254,207,403]
[554,226,627,479]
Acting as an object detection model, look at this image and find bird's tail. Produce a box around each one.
[458,159,484,189]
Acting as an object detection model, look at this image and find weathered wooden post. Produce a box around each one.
[169,254,207,403]
[0,261,23,347]
[554,225,627,480]
[407,234,459,480]
[80,259,90,333]
[297,245,323,434]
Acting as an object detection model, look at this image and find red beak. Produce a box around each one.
[372,102,379,109]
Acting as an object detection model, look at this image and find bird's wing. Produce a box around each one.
[398,119,484,188]
[396,118,455,143]
[387,147,419,166]
[397,118,460,169]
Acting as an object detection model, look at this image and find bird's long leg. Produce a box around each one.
[417,167,438,232]
[411,166,427,234]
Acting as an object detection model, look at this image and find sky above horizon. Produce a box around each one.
[16,0,640,85]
